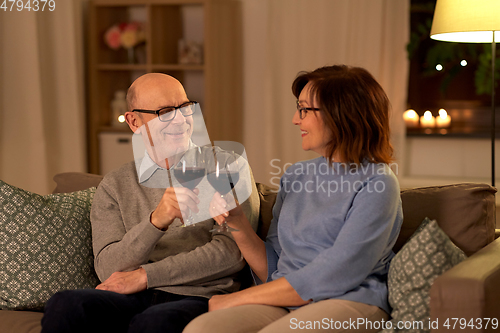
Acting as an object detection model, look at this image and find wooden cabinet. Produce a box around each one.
[87,0,242,174]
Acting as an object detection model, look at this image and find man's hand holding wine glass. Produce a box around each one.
[151,187,200,230]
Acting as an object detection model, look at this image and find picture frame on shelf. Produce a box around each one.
[178,39,203,65]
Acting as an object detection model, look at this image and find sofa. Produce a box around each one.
[0,172,499,333]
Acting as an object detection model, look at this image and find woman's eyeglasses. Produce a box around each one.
[296,100,320,119]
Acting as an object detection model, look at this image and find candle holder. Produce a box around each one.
[436,109,451,128]
[403,109,420,128]
[420,110,436,128]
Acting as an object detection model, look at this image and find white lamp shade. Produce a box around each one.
[430,0,500,43]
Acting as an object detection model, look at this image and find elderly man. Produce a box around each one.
[41,73,259,333]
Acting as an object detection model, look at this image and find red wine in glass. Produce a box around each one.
[206,171,240,195]
[173,147,206,225]
[174,167,206,190]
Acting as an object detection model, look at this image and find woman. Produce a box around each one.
[184,65,403,333]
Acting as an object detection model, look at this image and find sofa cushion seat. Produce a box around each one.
[397,183,496,256]
[0,310,43,333]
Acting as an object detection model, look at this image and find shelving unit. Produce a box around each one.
[87,0,242,174]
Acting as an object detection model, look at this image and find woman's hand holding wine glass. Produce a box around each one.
[207,149,241,232]
[209,191,245,230]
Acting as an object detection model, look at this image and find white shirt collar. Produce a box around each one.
[138,140,197,184]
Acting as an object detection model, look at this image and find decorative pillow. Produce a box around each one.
[380,218,467,333]
[0,180,99,310]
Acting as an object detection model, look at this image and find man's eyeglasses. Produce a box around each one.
[296,100,320,119]
[133,101,198,122]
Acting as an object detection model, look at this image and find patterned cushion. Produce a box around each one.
[381,218,467,333]
[0,180,99,310]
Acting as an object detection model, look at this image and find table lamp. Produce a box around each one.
[430,0,500,187]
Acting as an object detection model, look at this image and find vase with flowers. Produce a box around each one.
[104,22,146,63]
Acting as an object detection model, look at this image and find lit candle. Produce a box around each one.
[436,109,451,128]
[403,109,419,128]
[420,111,436,128]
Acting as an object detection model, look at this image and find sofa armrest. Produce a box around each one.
[430,237,500,332]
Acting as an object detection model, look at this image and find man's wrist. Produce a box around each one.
[150,211,168,231]
[138,267,148,289]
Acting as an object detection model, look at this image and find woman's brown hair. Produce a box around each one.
[292,65,394,165]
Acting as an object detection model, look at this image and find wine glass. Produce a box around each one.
[173,147,206,225]
[206,149,240,232]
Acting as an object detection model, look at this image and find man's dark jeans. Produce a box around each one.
[41,289,209,333]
